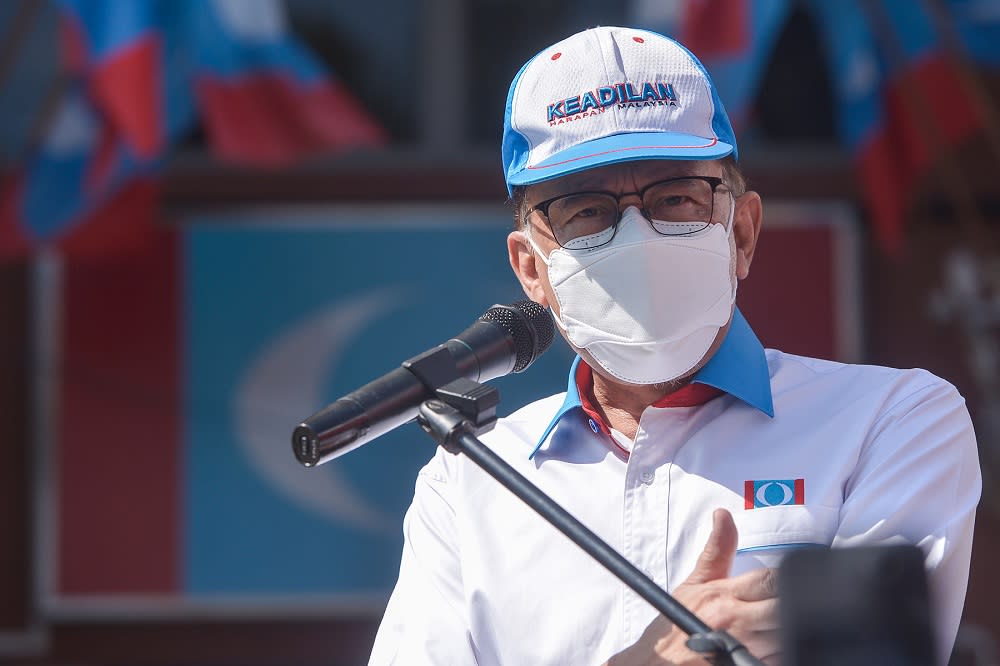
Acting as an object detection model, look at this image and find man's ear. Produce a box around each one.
[507,230,549,307]
[733,191,763,280]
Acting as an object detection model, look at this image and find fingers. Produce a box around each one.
[660,509,780,664]
[738,629,781,665]
[727,566,779,602]
[694,596,780,636]
[732,598,780,632]
[685,626,780,666]
[684,508,739,585]
[627,594,779,665]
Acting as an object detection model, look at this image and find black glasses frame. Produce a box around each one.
[526,175,729,248]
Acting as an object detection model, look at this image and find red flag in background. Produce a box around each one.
[0,1,167,260]
[860,58,982,254]
[0,0,386,259]
[635,0,792,131]
[192,0,387,165]
[61,0,165,159]
[680,0,751,59]
[0,83,161,261]
[807,0,986,254]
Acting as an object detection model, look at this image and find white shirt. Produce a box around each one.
[369,310,980,665]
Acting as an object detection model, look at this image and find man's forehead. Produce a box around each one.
[527,159,723,196]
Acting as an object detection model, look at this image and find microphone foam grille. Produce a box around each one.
[515,300,555,358]
[481,300,555,373]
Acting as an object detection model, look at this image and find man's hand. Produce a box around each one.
[605,509,780,665]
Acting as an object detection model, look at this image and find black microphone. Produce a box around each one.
[292,300,555,467]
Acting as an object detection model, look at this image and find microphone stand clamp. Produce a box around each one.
[416,378,499,454]
[686,630,765,665]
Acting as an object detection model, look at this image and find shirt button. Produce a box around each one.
[640,470,654,485]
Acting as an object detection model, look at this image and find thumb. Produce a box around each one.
[684,508,738,585]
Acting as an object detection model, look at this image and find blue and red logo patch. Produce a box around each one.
[744,479,804,509]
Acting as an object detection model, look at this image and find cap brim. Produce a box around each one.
[507,132,734,188]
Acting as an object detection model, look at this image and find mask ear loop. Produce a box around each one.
[524,225,554,267]
[723,192,736,237]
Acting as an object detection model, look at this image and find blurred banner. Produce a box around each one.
[0,0,385,260]
[42,201,858,616]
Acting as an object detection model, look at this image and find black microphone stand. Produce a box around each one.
[415,377,765,666]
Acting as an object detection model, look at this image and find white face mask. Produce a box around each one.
[529,203,737,385]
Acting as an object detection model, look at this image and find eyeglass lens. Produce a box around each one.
[546,177,723,249]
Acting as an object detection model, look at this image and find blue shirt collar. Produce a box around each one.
[529,308,774,458]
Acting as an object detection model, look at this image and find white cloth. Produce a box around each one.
[369,350,980,665]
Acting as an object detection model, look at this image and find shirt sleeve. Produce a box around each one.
[368,450,477,665]
[830,375,981,665]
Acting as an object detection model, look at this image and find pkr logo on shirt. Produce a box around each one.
[744,479,804,509]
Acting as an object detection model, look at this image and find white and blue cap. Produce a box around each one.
[502,26,738,194]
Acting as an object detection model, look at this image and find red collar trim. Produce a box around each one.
[575,361,612,435]
[575,360,724,435]
[651,382,724,408]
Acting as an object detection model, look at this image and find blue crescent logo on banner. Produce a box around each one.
[233,287,406,534]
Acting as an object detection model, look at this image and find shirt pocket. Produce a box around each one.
[731,504,839,576]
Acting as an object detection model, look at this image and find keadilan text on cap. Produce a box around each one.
[502,26,738,194]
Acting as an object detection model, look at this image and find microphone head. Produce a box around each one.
[480,300,555,372]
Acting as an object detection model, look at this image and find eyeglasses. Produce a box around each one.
[526,175,730,249]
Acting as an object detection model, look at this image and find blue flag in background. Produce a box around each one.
[0,0,385,258]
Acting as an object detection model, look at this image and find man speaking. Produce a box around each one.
[368,26,980,665]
